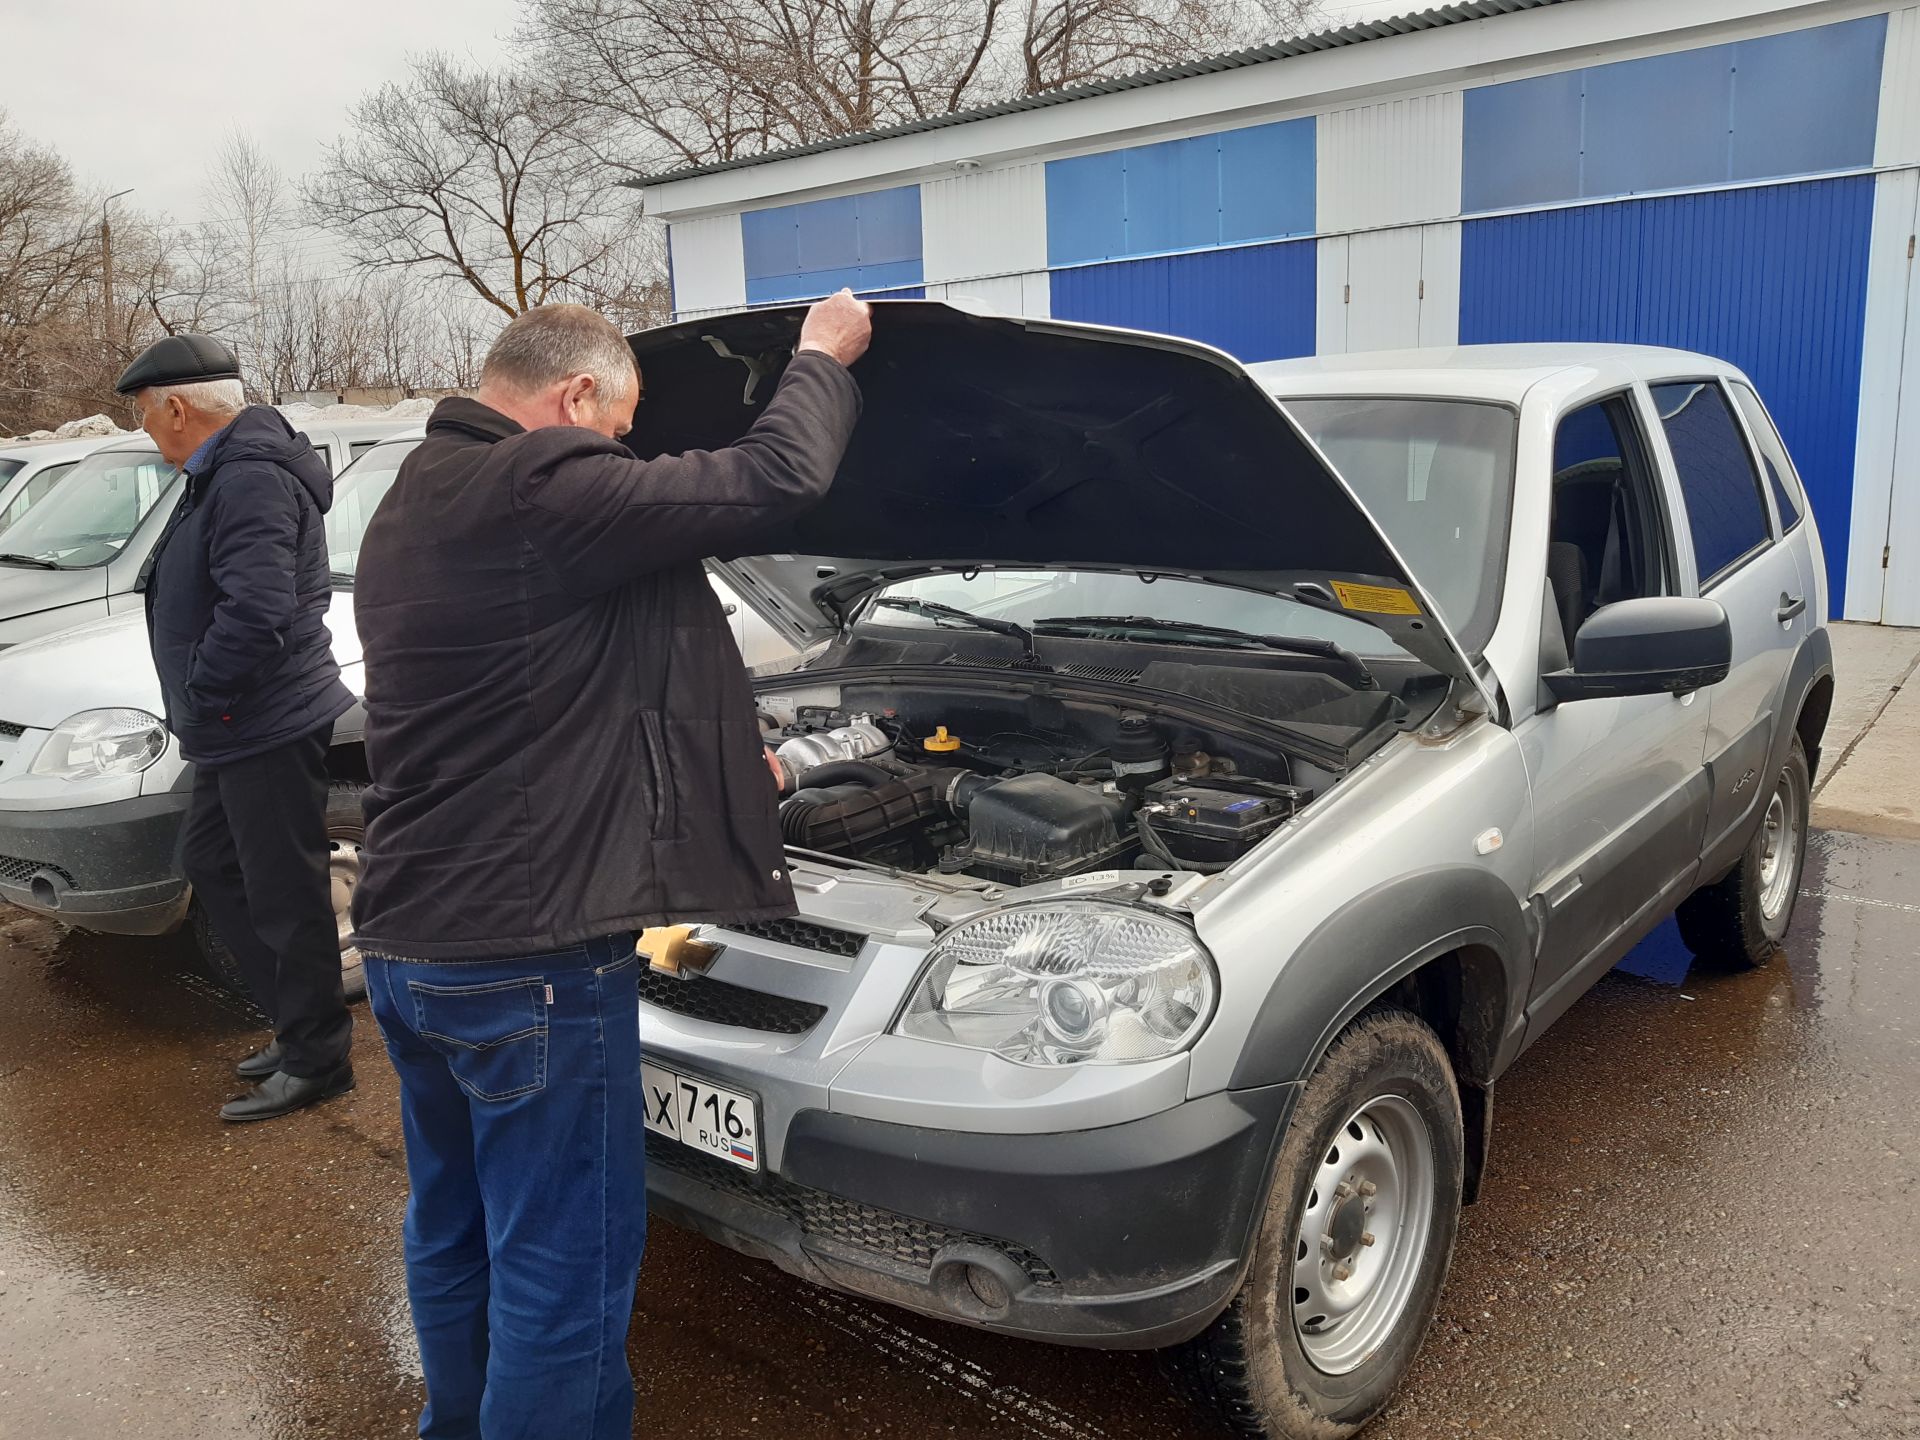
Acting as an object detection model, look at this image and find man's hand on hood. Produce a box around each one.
[797,289,873,368]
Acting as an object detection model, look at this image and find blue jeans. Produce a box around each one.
[366,934,646,1440]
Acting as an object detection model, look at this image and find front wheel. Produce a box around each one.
[1677,735,1810,969]
[191,781,368,1003]
[1171,1010,1464,1438]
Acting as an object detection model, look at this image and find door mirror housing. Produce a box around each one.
[1543,597,1731,703]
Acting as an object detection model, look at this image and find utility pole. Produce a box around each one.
[100,189,133,343]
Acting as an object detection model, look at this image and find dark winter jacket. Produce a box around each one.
[143,406,352,766]
[349,352,862,960]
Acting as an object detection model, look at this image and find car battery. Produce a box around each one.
[1143,779,1306,866]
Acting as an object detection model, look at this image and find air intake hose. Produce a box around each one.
[780,767,976,850]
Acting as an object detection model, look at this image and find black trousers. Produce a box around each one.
[179,725,352,1078]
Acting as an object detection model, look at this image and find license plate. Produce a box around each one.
[641,1061,761,1171]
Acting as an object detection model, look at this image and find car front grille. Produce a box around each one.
[0,854,74,887]
[637,969,827,1035]
[646,1133,1059,1286]
[720,916,867,958]
[0,720,24,739]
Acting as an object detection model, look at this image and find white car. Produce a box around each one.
[0,418,415,649]
[0,430,791,998]
[0,433,126,535]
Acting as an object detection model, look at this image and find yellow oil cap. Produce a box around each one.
[924,725,962,753]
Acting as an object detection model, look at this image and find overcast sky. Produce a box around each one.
[5,0,1404,256]
[3,0,520,265]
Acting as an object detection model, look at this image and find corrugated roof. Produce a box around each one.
[624,0,1576,189]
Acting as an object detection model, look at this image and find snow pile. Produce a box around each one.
[53,413,125,439]
[277,398,437,424]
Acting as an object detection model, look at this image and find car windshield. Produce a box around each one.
[324,439,420,580]
[865,570,1411,659]
[0,447,175,569]
[1281,397,1517,652]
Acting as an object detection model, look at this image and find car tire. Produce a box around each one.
[1677,735,1810,970]
[1170,1009,1464,1439]
[190,782,368,1004]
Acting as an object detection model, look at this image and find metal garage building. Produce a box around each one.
[632,0,1920,626]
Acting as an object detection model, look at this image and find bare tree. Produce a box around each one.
[203,132,290,389]
[304,55,653,319]
[520,0,1324,171]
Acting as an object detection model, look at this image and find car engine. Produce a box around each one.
[766,708,1310,882]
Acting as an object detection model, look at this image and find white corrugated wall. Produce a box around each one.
[919,161,1052,317]
[668,214,748,315]
[1849,4,1920,623]
[1314,88,1465,353]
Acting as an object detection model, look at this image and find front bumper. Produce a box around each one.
[644,1081,1299,1349]
[0,792,191,935]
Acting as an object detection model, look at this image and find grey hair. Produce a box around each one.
[481,304,637,405]
[139,378,246,418]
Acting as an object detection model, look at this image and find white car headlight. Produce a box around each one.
[29,708,168,779]
[895,901,1217,1066]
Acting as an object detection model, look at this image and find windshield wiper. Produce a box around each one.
[0,552,58,570]
[1033,614,1375,690]
[871,596,1038,664]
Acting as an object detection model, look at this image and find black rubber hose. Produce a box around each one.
[792,759,894,790]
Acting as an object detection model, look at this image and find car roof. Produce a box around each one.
[310,417,423,440]
[1251,343,1744,405]
[0,433,129,462]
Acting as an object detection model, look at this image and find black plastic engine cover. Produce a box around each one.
[944,773,1134,884]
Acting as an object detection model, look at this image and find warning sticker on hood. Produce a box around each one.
[1329,580,1422,616]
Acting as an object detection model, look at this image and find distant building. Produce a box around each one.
[631,0,1920,626]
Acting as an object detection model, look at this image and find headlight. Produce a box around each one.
[895,901,1217,1066]
[29,709,168,779]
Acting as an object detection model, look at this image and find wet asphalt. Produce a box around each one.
[0,829,1914,1440]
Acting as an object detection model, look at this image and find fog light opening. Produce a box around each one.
[965,1263,1011,1311]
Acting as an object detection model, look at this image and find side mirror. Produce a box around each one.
[1543,597,1730,703]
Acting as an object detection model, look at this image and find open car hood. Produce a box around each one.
[623,302,1479,690]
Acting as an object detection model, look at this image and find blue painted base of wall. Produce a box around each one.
[1049,239,1317,363]
[1460,176,1874,614]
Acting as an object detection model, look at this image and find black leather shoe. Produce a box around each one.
[220,1064,355,1123]
[235,1040,284,1080]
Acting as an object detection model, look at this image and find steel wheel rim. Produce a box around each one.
[1291,1093,1435,1375]
[1757,769,1800,922]
[329,836,363,971]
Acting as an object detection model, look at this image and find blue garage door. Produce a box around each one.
[1050,240,1317,363]
[1460,177,1874,613]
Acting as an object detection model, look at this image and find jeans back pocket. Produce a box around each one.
[408,975,549,1102]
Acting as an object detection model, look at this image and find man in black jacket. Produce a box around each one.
[351,295,868,1440]
[118,336,355,1123]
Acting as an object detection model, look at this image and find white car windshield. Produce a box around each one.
[0,448,174,569]
[324,439,420,580]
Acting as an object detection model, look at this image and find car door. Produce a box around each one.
[1644,379,1800,863]
[1516,389,1712,1035]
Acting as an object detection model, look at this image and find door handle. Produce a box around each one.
[1776,593,1806,622]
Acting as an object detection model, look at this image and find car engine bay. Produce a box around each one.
[760,687,1355,883]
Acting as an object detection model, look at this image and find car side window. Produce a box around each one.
[1727,382,1803,531]
[1649,381,1772,587]
[1543,395,1673,668]
[349,441,382,463]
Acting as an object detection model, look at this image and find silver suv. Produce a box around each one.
[621,306,1832,1438]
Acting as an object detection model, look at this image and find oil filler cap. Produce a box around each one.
[924,725,962,753]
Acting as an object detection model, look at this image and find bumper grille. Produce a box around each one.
[720,916,866,958]
[0,854,75,887]
[0,721,24,739]
[637,969,827,1035]
[646,1133,1058,1285]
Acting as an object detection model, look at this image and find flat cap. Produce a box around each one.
[114,334,242,395]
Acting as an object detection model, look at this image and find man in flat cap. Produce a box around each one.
[118,334,355,1122]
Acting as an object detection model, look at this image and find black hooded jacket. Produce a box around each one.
[349,352,860,960]
[144,406,352,766]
